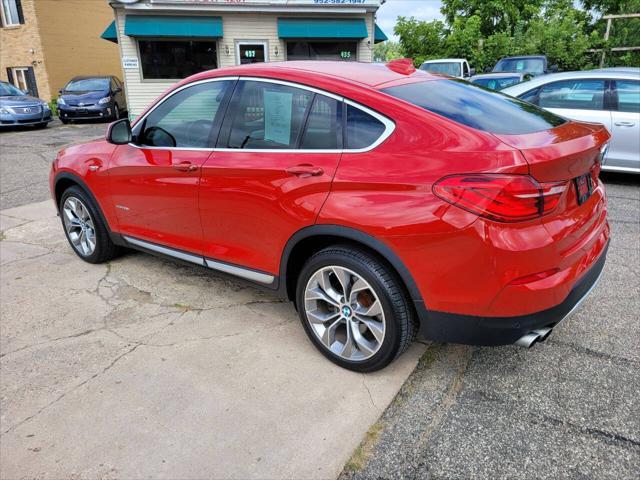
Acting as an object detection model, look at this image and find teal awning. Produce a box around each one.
[125,15,223,38]
[101,21,118,43]
[278,18,368,39]
[374,23,388,43]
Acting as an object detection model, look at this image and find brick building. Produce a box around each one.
[1,0,121,102]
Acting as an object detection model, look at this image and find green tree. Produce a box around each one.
[394,17,447,65]
[441,0,544,36]
[373,41,403,62]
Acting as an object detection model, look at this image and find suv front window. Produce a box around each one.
[136,80,232,148]
[494,58,544,75]
[420,62,461,77]
[0,81,25,96]
[65,78,110,92]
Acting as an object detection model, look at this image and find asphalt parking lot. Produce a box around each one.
[1,122,639,479]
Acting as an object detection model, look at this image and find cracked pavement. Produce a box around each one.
[0,199,424,479]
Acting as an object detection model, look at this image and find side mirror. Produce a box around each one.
[484,66,492,73]
[549,64,559,73]
[107,118,131,145]
[469,68,476,76]
[22,89,30,95]
[59,89,63,95]
[114,87,122,93]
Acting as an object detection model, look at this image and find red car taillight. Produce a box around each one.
[433,174,568,222]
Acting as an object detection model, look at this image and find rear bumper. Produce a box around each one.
[417,240,608,346]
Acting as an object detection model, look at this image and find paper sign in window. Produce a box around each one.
[264,90,293,146]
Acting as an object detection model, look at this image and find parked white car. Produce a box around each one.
[419,59,474,79]
[503,69,640,173]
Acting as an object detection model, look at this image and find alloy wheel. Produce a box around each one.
[304,266,386,361]
[62,197,96,256]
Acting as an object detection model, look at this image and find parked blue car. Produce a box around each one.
[0,81,52,129]
[57,76,126,124]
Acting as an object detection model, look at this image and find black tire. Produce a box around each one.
[296,245,417,372]
[112,103,120,121]
[59,186,120,264]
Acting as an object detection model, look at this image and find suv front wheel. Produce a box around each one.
[296,246,417,372]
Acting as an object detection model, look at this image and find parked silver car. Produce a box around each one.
[0,81,52,129]
[503,69,640,173]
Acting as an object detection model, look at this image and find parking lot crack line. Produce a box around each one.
[536,412,640,449]
[408,347,474,469]
[362,374,379,411]
[546,339,639,366]
[1,343,142,436]
[0,328,102,359]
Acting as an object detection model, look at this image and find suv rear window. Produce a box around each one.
[382,80,566,135]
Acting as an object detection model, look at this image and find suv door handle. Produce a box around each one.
[614,121,635,127]
[286,164,324,177]
[173,161,198,172]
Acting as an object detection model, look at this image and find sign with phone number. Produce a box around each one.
[148,0,376,5]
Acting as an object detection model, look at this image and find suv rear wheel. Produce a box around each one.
[296,246,417,372]
[60,186,120,264]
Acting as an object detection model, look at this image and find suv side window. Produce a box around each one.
[223,80,313,149]
[136,80,232,148]
[345,104,386,149]
[537,79,606,110]
[615,80,640,113]
[300,94,342,149]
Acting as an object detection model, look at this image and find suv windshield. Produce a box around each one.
[493,58,544,74]
[420,62,461,77]
[64,78,110,92]
[471,76,522,90]
[382,79,566,135]
[0,82,26,96]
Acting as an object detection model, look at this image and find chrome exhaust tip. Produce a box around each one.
[515,332,540,348]
[532,327,553,342]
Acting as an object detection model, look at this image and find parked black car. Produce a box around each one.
[57,76,126,123]
[0,81,52,129]
[489,55,558,77]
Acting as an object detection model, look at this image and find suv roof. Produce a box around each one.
[188,61,441,89]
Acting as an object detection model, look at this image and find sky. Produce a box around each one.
[376,0,444,41]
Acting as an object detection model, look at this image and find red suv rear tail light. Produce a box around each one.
[433,174,568,222]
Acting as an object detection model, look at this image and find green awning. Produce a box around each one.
[277,18,368,39]
[125,15,223,38]
[374,23,388,43]
[101,21,118,43]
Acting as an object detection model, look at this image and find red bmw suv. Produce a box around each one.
[50,61,610,372]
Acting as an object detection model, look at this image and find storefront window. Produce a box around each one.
[138,40,218,80]
[286,42,357,61]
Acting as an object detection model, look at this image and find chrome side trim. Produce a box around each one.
[205,258,275,285]
[122,235,275,285]
[240,76,344,102]
[123,235,205,266]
